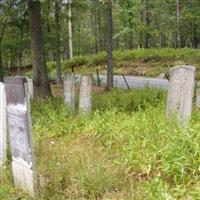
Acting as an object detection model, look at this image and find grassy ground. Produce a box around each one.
[45,48,200,80]
[1,87,200,199]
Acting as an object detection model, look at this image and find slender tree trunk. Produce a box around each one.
[97,10,103,51]
[68,3,73,59]
[106,0,113,90]
[28,0,51,98]
[190,0,198,48]
[55,0,62,87]
[176,0,181,48]
[92,0,98,54]
[18,22,25,75]
[191,24,198,48]
[0,21,7,69]
[143,0,150,48]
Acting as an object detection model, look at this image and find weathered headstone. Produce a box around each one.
[0,83,7,167]
[27,78,33,98]
[166,66,196,123]
[4,77,36,196]
[64,73,75,110]
[79,75,92,114]
[196,82,200,109]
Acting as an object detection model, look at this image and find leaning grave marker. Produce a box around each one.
[166,65,196,123]
[0,82,7,167]
[4,77,36,196]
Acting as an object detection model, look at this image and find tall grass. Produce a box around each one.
[1,88,200,199]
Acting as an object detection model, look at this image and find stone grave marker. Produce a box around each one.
[27,78,33,98]
[64,73,75,110]
[196,82,200,109]
[0,82,7,167]
[4,77,36,196]
[166,66,196,123]
[79,75,92,114]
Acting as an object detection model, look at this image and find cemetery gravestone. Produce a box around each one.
[196,82,200,109]
[166,66,196,123]
[79,75,92,114]
[0,83,7,167]
[4,77,36,196]
[27,78,33,98]
[64,73,75,110]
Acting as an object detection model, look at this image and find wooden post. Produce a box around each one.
[79,75,92,114]
[64,73,75,110]
[166,66,196,123]
[0,83,7,167]
[3,77,36,197]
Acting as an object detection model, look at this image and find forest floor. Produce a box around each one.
[1,85,200,200]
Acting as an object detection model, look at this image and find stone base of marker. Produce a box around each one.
[166,65,196,124]
[4,77,36,197]
[79,75,92,114]
[64,73,75,110]
[0,83,7,167]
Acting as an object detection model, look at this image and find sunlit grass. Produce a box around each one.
[1,88,200,199]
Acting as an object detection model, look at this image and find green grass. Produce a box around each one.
[1,88,200,199]
[45,48,200,80]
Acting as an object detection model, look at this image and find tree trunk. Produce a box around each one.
[176,0,181,48]
[55,0,62,87]
[190,0,198,48]
[28,0,51,98]
[143,0,150,48]
[106,0,113,90]
[18,21,25,75]
[92,0,98,54]
[68,3,73,59]
[0,21,7,69]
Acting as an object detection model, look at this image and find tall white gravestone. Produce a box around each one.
[4,77,36,196]
[166,66,196,123]
[79,75,92,114]
[64,73,75,110]
[0,83,7,167]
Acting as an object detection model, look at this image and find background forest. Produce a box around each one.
[1,0,200,70]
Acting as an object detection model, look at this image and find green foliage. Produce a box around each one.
[47,48,200,73]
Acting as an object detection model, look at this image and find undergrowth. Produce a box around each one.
[1,88,200,199]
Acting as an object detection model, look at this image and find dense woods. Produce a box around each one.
[1,0,200,70]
